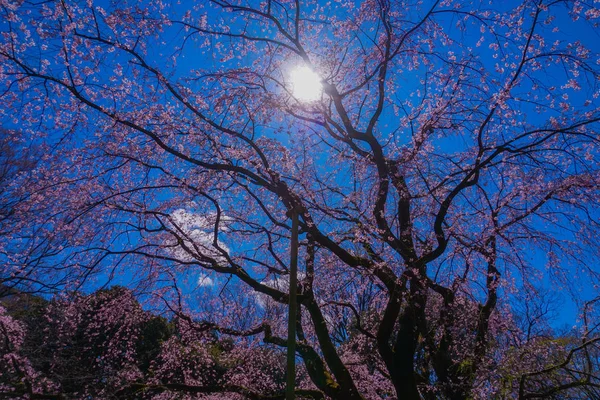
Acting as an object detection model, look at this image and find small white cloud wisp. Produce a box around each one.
[255,272,306,308]
[197,273,214,287]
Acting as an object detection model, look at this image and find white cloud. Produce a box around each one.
[255,272,306,308]
[197,273,214,287]
[167,208,231,265]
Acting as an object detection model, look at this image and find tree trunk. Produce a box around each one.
[391,309,421,400]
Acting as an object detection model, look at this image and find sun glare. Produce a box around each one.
[290,66,322,102]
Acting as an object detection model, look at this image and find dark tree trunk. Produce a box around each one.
[390,309,421,400]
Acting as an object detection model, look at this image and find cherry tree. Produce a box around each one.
[1,0,600,398]
[1,287,296,399]
[0,127,87,298]
[0,302,59,398]
[0,129,44,296]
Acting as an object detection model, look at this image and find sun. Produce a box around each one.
[290,66,322,102]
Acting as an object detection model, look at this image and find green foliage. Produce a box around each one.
[137,315,174,373]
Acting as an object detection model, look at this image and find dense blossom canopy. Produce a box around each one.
[1,0,600,398]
